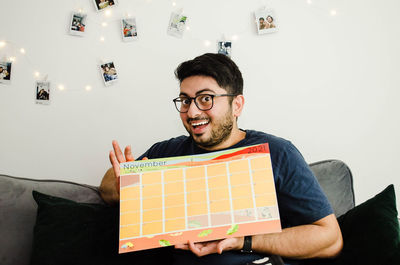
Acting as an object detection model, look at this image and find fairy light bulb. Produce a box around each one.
[9,57,16,62]
[101,22,108,27]
[58,84,65,91]
[307,0,312,4]
[330,9,337,16]
[34,71,40,77]
[231,35,238,41]
[105,10,112,17]
[0,41,5,48]
[172,2,176,6]
[85,85,92,91]
[100,36,105,42]
[20,48,26,54]
[204,40,211,47]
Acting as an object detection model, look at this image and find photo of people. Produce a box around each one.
[100,62,118,86]
[69,12,87,36]
[35,81,50,105]
[121,18,138,42]
[0,62,12,85]
[255,8,278,34]
[217,41,232,58]
[93,0,117,12]
[167,12,188,38]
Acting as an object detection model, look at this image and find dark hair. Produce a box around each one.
[174,53,243,96]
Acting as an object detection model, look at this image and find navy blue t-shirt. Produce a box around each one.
[137,129,333,265]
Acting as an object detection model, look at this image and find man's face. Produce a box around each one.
[179,75,236,149]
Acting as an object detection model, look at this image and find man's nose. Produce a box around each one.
[186,100,202,117]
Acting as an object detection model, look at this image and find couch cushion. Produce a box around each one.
[305,184,400,265]
[30,190,172,265]
[309,160,355,217]
[0,174,104,265]
[335,184,400,264]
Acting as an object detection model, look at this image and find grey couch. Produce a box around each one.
[0,160,355,265]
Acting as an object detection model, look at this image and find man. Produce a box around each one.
[100,53,343,265]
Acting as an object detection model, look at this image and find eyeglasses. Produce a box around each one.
[172,94,237,113]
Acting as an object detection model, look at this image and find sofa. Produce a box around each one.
[0,159,399,265]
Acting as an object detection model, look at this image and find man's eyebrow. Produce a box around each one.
[196,88,215,95]
[179,88,215,97]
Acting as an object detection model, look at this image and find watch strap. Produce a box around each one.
[241,235,252,253]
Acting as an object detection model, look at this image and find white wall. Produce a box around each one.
[1,0,399,210]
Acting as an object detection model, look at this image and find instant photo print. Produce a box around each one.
[218,41,232,58]
[100,62,118,86]
[0,62,12,85]
[121,18,138,42]
[93,0,117,12]
[69,12,87,36]
[167,12,188,38]
[35,81,51,105]
[255,8,278,34]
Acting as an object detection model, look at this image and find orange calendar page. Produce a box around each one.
[119,143,281,253]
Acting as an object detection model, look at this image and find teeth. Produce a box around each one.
[192,121,209,127]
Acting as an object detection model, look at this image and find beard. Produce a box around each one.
[184,109,234,149]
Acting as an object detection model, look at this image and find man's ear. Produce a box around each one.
[232,95,245,118]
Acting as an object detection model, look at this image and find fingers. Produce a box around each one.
[109,150,121,195]
[174,243,189,250]
[217,238,241,254]
[217,239,230,254]
[187,241,218,257]
[112,140,125,163]
[187,241,202,256]
[124,145,135,162]
[109,150,120,178]
[109,140,135,196]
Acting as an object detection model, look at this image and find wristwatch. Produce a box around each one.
[241,235,252,253]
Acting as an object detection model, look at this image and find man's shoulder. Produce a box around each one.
[139,135,192,159]
[154,135,189,146]
[244,129,293,150]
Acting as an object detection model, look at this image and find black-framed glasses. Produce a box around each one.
[172,94,237,113]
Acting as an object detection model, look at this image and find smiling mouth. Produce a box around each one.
[191,120,209,128]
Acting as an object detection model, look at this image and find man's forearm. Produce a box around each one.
[251,214,343,259]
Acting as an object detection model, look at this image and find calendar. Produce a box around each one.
[119,143,281,253]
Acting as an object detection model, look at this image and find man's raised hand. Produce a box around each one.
[109,140,135,194]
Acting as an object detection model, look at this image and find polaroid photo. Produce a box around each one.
[255,8,278,35]
[93,0,117,12]
[69,12,87,36]
[217,41,232,58]
[100,62,118,86]
[35,81,51,105]
[0,62,12,85]
[121,18,138,42]
[167,12,188,38]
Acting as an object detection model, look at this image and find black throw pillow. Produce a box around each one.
[305,184,400,265]
[30,191,172,265]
